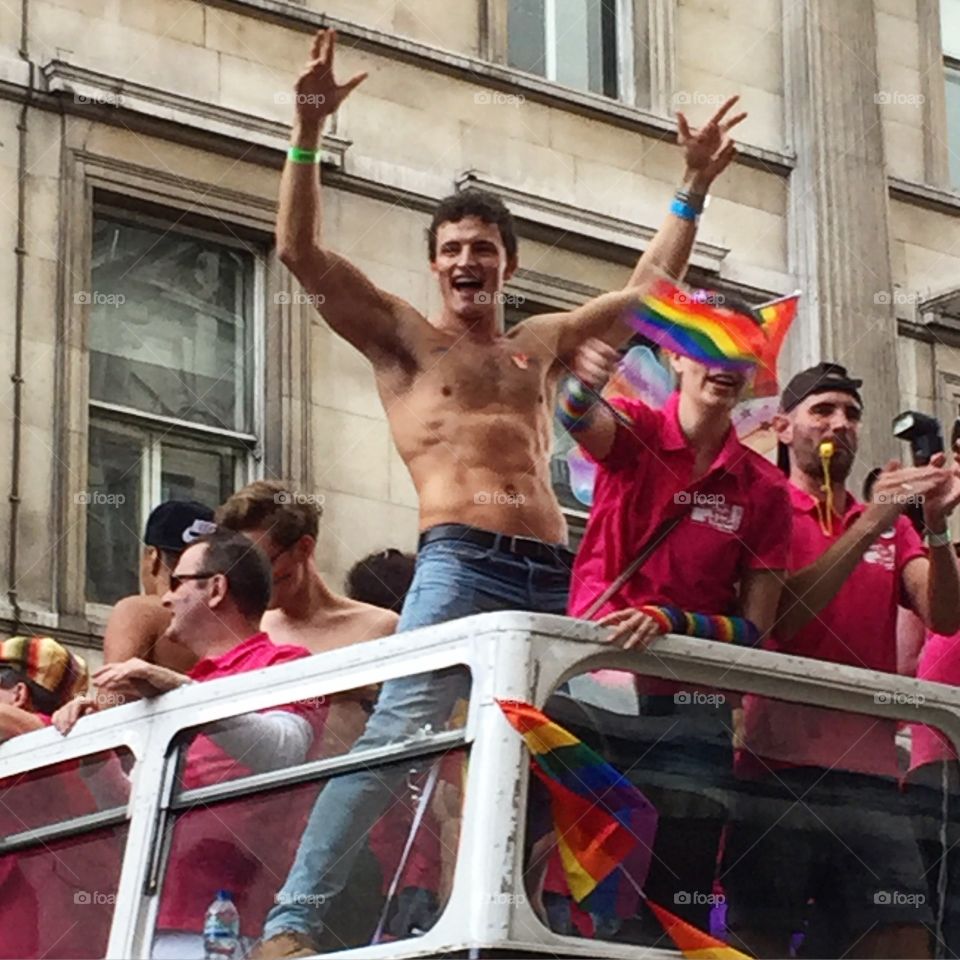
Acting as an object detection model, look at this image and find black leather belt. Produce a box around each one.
[418,523,574,566]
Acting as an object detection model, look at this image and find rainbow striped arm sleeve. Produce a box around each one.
[640,605,760,647]
[556,377,599,435]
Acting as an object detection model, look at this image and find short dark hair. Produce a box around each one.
[190,530,272,620]
[346,549,416,614]
[428,189,517,262]
[0,667,58,716]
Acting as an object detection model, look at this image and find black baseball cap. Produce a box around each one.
[777,362,864,473]
[780,362,863,413]
[144,500,216,552]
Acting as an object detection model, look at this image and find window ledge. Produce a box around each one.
[40,59,351,167]
[213,0,796,176]
[889,176,960,214]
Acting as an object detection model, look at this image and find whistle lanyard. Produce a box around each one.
[815,441,835,536]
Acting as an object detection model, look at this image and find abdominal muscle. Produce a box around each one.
[397,409,568,545]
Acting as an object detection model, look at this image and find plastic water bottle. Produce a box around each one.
[203,890,240,960]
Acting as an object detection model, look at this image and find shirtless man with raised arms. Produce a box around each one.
[254,29,744,956]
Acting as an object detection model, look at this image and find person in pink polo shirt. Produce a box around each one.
[55,529,327,960]
[908,613,960,959]
[723,363,960,959]
[562,337,792,941]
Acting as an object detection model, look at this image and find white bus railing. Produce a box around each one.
[2,611,959,959]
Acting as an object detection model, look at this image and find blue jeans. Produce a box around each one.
[263,527,571,940]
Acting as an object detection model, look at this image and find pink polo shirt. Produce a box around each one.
[740,487,927,778]
[910,629,960,769]
[568,392,791,620]
[158,632,327,939]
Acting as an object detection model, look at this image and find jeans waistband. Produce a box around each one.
[418,523,574,567]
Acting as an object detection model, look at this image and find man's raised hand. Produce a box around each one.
[677,94,747,191]
[292,28,368,128]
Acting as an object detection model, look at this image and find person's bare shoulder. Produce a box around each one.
[103,595,170,663]
[340,597,399,641]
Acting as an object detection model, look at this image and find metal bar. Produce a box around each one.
[89,399,259,444]
[170,729,467,811]
[0,807,127,854]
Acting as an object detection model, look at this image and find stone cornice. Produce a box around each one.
[457,170,730,275]
[40,59,351,167]
[889,176,960,215]
[208,0,796,176]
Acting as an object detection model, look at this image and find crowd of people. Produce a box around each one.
[4,25,960,960]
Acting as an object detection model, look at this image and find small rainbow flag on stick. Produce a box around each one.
[497,699,657,914]
[647,901,753,960]
[629,277,799,397]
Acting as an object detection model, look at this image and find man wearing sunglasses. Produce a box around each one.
[54,530,327,957]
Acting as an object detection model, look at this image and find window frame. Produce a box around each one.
[494,0,639,105]
[82,204,265,617]
[55,139,307,635]
[945,55,960,189]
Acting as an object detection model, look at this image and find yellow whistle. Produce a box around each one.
[819,440,835,459]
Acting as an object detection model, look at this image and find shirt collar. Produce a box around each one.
[661,391,740,474]
[188,631,270,680]
[788,482,863,523]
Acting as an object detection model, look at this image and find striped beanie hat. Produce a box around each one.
[0,636,90,710]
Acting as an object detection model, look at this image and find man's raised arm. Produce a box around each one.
[278,30,425,363]
[542,95,746,360]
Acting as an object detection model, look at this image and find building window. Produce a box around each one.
[85,209,261,606]
[507,0,625,99]
[943,0,960,187]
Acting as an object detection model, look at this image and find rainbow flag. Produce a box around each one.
[648,901,752,960]
[629,278,799,397]
[497,699,657,914]
[751,293,800,397]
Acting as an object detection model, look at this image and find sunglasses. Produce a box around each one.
[169,572,219,592]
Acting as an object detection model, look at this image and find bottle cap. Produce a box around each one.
[216,889,233,900]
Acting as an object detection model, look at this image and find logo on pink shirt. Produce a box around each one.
[690,502,744,535]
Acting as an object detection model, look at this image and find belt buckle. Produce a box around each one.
[502,534,521,555]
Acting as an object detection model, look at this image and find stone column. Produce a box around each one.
[783,0,899,470]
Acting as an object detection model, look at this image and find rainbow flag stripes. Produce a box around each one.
[647,901,753,960]
[628,277,799,397]
[496,699,657,910]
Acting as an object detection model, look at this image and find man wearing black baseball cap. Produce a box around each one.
[723,362,960,958]
[102,500,216,673]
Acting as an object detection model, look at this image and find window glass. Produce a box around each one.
[155,674,470,954]
[0,748,133,960]
[89,216,254,433]
[522,674,952,956]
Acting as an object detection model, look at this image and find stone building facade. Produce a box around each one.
[1,0,959,664]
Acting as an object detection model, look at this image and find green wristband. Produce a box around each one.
[927,528,953,548]
[287,145,322,164]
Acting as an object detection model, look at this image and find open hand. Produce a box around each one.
[678,95,747,191]
[292,29,368,127]
[598,608,666,651]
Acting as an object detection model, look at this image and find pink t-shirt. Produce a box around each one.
[158,633,327,938]
[568,392,792,621]
[910,629,960,769]
[740,487,927,778]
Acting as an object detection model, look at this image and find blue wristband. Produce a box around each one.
[670,198,700,222]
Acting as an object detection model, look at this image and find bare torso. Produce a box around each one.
[262,596,397,654]
[378,320,568,544]
[263,595,398,755]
